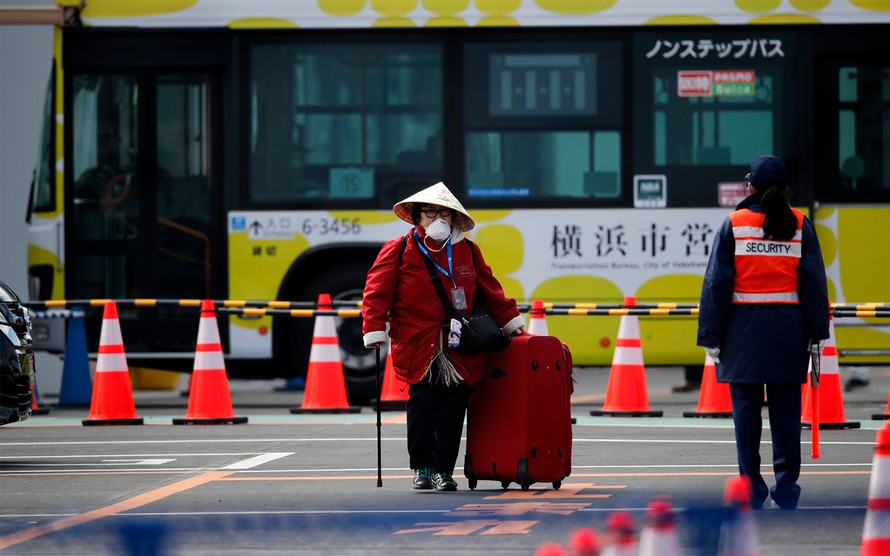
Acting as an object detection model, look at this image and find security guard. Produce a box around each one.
[697,154,829,509]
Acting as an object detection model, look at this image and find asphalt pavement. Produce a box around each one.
[1,365,889,555]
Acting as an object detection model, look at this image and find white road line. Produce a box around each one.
[0,438,405,446]
[572,438,877,445]
[222,452,294,470]
[2,462,871,475]
[0,453,262,459]
[3,460,176,467]
[0,506,868,520]
[1,437,876,447]
[0,509,452,519]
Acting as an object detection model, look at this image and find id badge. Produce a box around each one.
[450,287,468,311]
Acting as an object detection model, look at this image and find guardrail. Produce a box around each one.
[24,299,890,318]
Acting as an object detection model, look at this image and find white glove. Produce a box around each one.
[705,346,721,364]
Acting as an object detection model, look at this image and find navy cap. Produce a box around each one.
[744,155,787,186]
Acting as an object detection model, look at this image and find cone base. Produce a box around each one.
[31,407,51,415]
[873,414,890,420]
[591,409,663,417]
[173,416,248,425]
[372,399,408,411]
[683,411,733,418]
[291,406,360,414]
[801,420,861,430]
[83,417,144,426]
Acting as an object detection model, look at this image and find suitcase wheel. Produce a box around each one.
[468,479,477,491]
[552,480,562,490]
[500,481,510,490]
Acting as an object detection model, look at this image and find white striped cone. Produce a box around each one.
[717,476,761,556]
[378,335,409,410]
[527,299,549,335]
[602,511,637,556]
[802,316,860,429]
[291,293,359,413]
[174,300,246,424]
[638,498,680,556]
[592,297,662,416]
[83,301,143,425]
[862,423,890,555]
[568,527,601,555]
[684,352,732,417]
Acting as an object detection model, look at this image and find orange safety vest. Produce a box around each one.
[729,207,805,304]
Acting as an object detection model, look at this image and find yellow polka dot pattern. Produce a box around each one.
[79,0,888,27]
[82,0,200,17]
[318,0,365,16]
[735,0,782,12]
[533,0,618,13]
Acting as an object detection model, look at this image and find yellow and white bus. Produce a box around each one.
[22,0,890,399]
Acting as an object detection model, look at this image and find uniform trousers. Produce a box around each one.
[729,382,802,509]
[406,369,471,474]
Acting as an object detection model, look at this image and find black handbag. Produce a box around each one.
[417,237,510,355]
[453,305,511,355]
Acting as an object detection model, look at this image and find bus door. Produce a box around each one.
[68,72,222,358]
[813,28,890,202]
[811,27,890,362]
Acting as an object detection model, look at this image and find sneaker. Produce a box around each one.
[413,468,433,490]
[432,471,458,491]
[844,377,869,392]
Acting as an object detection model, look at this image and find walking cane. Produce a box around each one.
[810,341,822,459]
[375,345,383,487]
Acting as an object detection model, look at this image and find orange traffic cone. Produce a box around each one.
[534,543,568,556]
[861,422,890,555]
[535,542,568,556]
[568,527,601,555]
[30,381,50,415]
[717,475,761,556]
[290,293,360,414]
[801,316,860,429]
[602,511,637,556]
[591,296,662,417]
[874,390,890,420]
[683,353,732,418]
[173,300,247,425]
[375,337,408,411]
[638,497,680,556]
[528,299,549,335]
[83,301,143,426]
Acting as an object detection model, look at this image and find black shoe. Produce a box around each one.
[432,471,458,491]
[671,381,701,393]
[844,378,869,392]
[413,468,433,490]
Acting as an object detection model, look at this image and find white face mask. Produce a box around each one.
[424,218,452,242]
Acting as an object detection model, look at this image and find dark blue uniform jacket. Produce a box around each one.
[697,194,830,384]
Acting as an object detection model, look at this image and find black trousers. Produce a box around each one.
[729,382,802,509]
[406,370,471,475]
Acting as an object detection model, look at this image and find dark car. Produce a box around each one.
[0,279,35,425]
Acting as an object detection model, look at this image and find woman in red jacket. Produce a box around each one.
[362,182,524,491]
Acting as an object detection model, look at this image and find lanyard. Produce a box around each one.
[413,230,454,285]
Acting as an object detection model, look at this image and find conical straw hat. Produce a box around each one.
[392,182,475,232]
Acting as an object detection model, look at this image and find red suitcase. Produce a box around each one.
[464,334,573,490]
